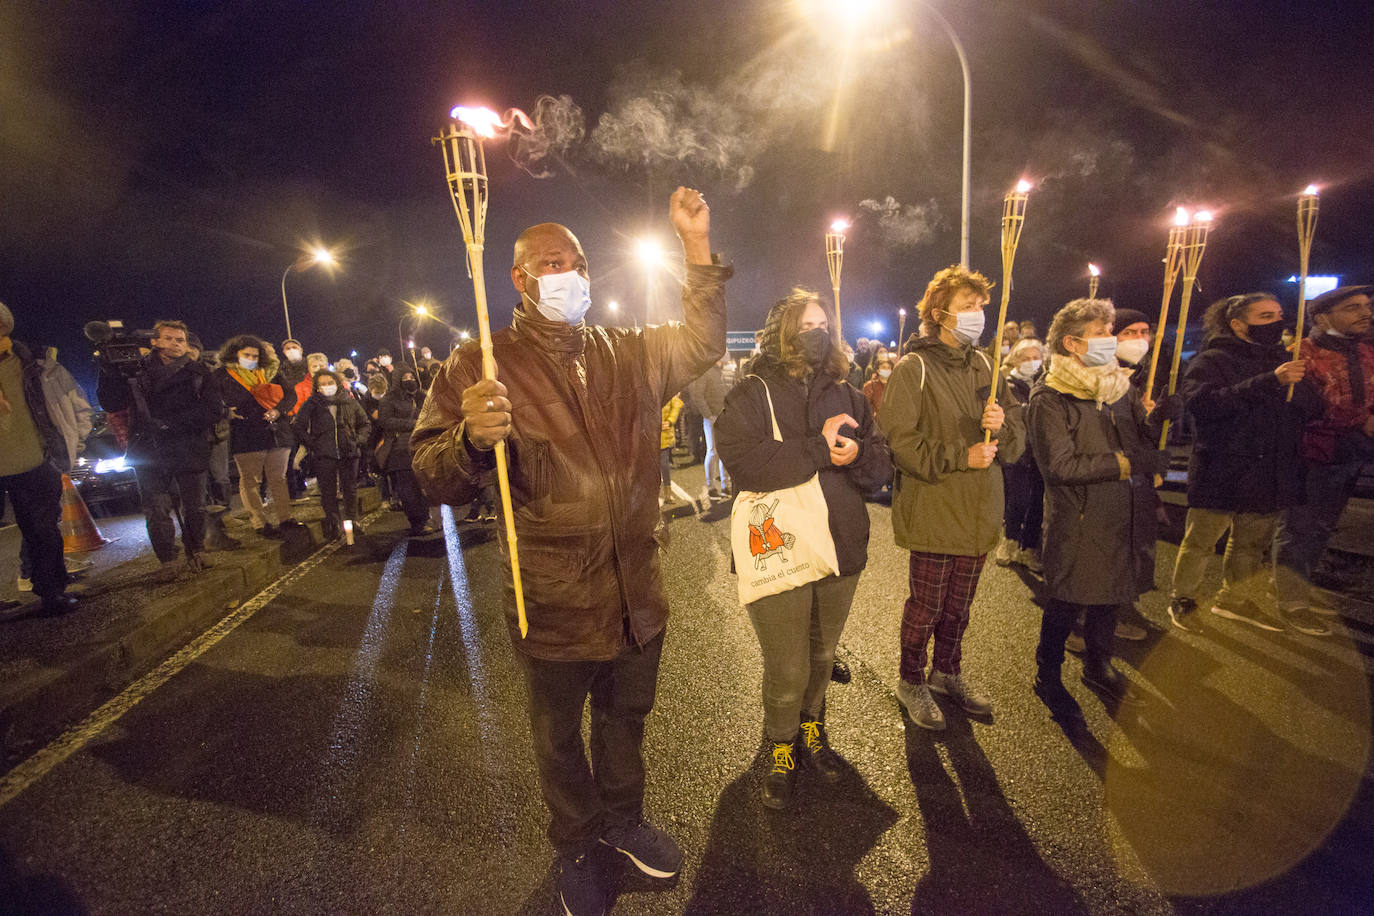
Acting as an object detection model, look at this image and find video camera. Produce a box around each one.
[84,320,155,378]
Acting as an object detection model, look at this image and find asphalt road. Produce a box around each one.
[1,491,1372,914]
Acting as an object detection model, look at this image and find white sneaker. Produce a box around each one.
[994,537,1018,567]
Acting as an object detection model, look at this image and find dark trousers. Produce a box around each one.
[207,438,231,506]
[1002,462,1045,550]
[136,465,207,562]
[1,463,67,598]
[1037,599,1118,672]
[285,443,306,499]
[388,468,430,527]
[314,456,358,535]
[1274,460,1362,611]
[517,630,665,857]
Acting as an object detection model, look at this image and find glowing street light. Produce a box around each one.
[281,244,339,340]
[635,238,664,268]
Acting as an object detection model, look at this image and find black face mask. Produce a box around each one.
[1246,320,1285,347]
[401,379,419,393]
[794,327,832,368]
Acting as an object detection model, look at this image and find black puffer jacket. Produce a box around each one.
[716,354,891,576]
[376,387,424,471]
[1180,334,1322,512]
[292,374,371,460]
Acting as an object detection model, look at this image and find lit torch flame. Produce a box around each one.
[449,105,535,138]
[1302,184,1319,197]
[1088,263,1100,277]
[1015,179,1033,194]
[1174,206,1191,226]
[829,218,850,233]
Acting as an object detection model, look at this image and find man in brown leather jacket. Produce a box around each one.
[411,187,728,915]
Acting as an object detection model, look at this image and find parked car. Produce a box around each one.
[69,412,141,516]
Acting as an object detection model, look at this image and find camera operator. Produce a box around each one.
[97,320,224,577]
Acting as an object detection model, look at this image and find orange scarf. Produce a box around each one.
[226,364,284,411]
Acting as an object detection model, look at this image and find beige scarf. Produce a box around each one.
[1044,352,1132,407]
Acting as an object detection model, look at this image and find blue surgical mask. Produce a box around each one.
[1076,336,1118,367]
[523,268,592,325]
[238,357,258,371]
[946,310,985,346]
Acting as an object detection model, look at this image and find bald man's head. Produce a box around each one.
[511,223,589,304]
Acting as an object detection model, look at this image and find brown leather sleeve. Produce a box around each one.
[639,262,732,405]
[410,348,495,506]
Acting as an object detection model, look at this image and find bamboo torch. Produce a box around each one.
[434,106,528,638]
[1158,209,1213,448]
[1288,185,1320,402]
[985,179,1032,443]
[1144,207,1190,399]
[826,219,849,342]
[898,307,907,351]
[1087,263,1101,300]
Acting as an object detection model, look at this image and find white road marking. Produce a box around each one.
[0,512,381,809]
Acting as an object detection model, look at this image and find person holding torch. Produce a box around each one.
[411,188,729,916]
[878,265,1024,731]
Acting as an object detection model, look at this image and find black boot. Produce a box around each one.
[761,740,797,809]
[1033,667,1083,719]
[1082,661,1144,707]
[830,658,851,684]
[799,719,843,783]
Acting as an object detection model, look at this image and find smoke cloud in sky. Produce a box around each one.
[857,196,943,248]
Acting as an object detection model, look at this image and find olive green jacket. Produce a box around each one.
[878,336,1025,557]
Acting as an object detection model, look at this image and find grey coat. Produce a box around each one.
[1027,381,1162,606]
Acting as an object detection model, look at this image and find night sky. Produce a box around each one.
[4,0,1372,392]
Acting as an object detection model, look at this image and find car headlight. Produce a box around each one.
[94,456,128,474]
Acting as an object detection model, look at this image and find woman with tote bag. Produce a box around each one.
[716,289,890,810]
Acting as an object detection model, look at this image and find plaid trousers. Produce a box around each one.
[900,550,987,684]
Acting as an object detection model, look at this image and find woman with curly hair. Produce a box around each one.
[214,334,298,537]
[878,265,1023,732]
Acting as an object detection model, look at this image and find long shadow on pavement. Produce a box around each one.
[904,717,1085,913]
[684,739,899,914]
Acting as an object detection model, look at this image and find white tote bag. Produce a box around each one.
[729,377,840,605]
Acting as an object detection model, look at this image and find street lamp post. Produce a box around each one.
[280,246,336,341]
[918,1,972,268]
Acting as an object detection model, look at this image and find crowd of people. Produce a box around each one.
[409,183,1370,914]
[3,187,1370,915]
[0,303,466,614]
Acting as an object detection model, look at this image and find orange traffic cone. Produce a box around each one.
[61,473,113,553]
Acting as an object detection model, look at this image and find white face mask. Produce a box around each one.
[1076,336,1118,367]
[318,384,338,397]
[524,268,592,325]
[1014,358,1042,379]
[1116,338,1150,365]
[284,348,302,362]
[878,368,892,379]
[379,356,392,367]
[946,310,985,346]
[238,356,258,371]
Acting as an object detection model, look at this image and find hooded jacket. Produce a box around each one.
[97,350,220,472]
[292,372,371,460]
[376,381,425,471]
[715,352,891,577]
[878,335,1025,556]
[0,339,70,476]
[1179,334,1322,512]
[411,262,732,661]
[214,341,297,454]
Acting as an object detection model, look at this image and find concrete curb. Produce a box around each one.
[0,490,382,768]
